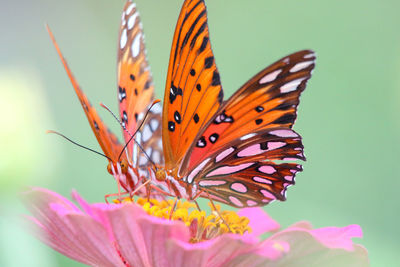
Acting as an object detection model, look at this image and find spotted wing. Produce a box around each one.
[162,0,223,169]
[47,26,124,163]
[181,50,315,173]
[117,0,163,167]
[189,128,304,207]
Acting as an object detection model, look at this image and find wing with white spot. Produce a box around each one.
[181,50,315,174]
[134,104,164,168]
[117,0,163,168]
[189,128,304,207]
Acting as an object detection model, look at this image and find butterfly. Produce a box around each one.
[47,0,164,196]
[152,0,316,208]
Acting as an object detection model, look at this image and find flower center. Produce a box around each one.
[116,197,252,243]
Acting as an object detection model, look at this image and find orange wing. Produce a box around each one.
[117,1,163,167]
[162,0,223,169]
[47,26,124,163]
[181,50,316,173]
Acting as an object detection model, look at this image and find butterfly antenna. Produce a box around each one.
[46,130,112,161]
[100,103,156,168]
[100,103,134,138]
[117,100,161,166]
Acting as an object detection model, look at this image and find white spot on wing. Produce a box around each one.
[206,163,253,177]
[240,133,256,141]
[231,182,248,193]
[304,53,315,59]
[150,119,159,131]
[120,29,128,49]
[137,112,144,122]
[139,155,147,166]
[280,78,305,93]
[131,33,142,58]
[187,158,210,184]
[290,61,314,73]
[215,147,234,162]
[269,129,298,138]
[259,69,282,84]
[152,151,160,164]
[125,3,136,15]
[127,12,139,30]
[229,196,243,207]
[151,103,162,114]
[142,125,152,142]
[199,180,227,187]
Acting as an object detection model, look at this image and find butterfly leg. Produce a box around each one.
[130,179,151,198]
[169,197,179,220]
[148,184,175,198]
[201,189,233,232]
[104,191,129,203]
[194,200,202,211]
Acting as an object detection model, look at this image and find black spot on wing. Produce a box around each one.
[273,113,296,125]
[144,80,151,90]
[212,71,221,86]
[204,56,214,69]
[169,83,183,104]
[199,36,209,53]
[194,113,199,123]
[255,106,264,113]
[196,136,206,148]
[168,121,175,132]
[217,89,224,103]
[209,133,219,143]
[174,111,182,124]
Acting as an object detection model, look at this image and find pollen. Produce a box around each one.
[121,197,252,242]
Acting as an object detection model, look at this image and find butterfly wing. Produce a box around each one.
[117,1,163,167]
[181,51,315,207]
[182,50,315,172]
[47,26,124,163]
[187,128,304,207]
[162,0,223,169]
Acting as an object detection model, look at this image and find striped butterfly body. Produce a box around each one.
[154,0,315,207]
[48,0,164,195]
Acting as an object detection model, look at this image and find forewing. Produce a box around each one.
[188,128,304,207]
[118,1,163,167]
[162,0,223,168]
[182,50,315,173]
[48,26,123,162]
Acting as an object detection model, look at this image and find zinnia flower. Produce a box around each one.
[23,188,369,267]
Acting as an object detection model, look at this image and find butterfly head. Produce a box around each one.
[154,168,166,182]
[107,158,130,175]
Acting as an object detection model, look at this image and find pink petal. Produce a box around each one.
[23,188,126,266]
[99,203,189,267]
[310,224,363,251]
[237,207,280,236]
[167,234,269,267]
[267,226,369,266]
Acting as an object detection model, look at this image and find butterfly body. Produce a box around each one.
[153,0,315,207]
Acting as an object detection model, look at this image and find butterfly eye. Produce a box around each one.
[107,163,113,175]
[120,159,129,174]
[155,169,166,182]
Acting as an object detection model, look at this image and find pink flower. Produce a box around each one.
[23,188,369,267]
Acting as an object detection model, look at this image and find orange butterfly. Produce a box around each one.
[48,1,164,196]
[152,0,315,207]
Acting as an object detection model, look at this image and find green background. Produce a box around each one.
[1,0,398,266]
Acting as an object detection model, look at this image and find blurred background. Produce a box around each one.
[1,0,399,266]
